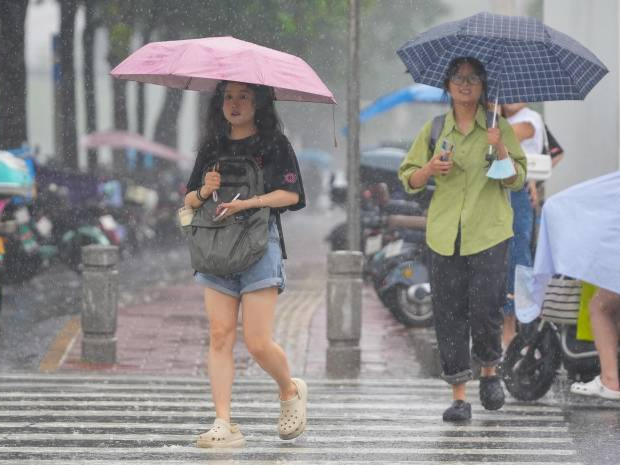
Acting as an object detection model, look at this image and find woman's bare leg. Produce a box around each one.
[589,288,620,391]
[205,288,240,421]
[241,287,297,400]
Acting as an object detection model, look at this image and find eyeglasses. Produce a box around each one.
[450,74,482,86]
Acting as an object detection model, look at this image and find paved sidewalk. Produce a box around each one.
[47,210,425,379]
[53,277,422,378]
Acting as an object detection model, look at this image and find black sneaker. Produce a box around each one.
[442,400,472,422]
[479,375,505,410]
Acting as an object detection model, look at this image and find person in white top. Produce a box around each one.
[500,103,545,347]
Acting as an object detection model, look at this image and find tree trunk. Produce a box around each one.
[106,19,131,175]
[58,0,79,169]
[135,28,152,172]
[82,0,99,171]
[153,88,184,174]
[0,0,29,149]
[110,78,128,174]
[136,30,151,136]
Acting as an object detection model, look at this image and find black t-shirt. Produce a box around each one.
[186,132,305,211]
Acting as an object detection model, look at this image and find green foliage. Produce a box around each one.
[358,0,449,98]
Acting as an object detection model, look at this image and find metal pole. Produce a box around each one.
[325,0,363,378]
[346,0,361,251]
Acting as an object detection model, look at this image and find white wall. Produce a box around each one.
[543,0,619,195]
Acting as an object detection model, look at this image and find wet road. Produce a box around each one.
[0,209,618,464]
[0,373,589,464]
[0,240,191,372]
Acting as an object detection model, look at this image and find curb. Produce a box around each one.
[39,316,81,373]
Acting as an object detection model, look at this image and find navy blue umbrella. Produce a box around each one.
[396,12,608,104]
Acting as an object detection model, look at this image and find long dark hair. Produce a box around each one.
[200,81,282,154]
[443,57,488,108]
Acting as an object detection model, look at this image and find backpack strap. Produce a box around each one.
[428,114,446,154]
[275,211,287,259]
[429,110,496,155]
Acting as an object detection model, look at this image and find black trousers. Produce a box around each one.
[429,239,509,385]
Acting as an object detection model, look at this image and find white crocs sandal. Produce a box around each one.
[570,376,620,400]
[196,418,245,448]
[278,378,308,440]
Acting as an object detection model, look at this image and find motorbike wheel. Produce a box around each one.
[384,284,433,327]
[502,324,562,401]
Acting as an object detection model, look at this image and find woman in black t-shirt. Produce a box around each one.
[185,81,307,448]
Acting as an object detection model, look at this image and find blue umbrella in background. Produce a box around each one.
[359,84,447,124]
[342,84,446,134]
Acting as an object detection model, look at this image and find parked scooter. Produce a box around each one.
[0,205,43,284]
[367,210,432,327]
[501,311,620,401]
[0,150,40,284]
[32,184,111,272]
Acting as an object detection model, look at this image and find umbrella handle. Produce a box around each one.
[487,95,499,156]
[211,162,219,201]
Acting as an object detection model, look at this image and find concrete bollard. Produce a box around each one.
[326,251,363,378]
[81,245,119,364]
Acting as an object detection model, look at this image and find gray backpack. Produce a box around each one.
[185,155,271,276]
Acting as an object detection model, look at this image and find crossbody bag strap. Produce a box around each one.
[275,211,287,260]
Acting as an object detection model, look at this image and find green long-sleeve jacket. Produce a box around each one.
[398,106,527,257]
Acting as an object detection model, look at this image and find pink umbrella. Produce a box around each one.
[81,131,192,167]
[110,36,335,104]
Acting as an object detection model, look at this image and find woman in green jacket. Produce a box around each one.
[398,57,526,422]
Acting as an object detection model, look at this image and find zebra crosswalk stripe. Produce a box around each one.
[0,373,582,464]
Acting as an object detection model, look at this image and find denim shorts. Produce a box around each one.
[194,218,286,298]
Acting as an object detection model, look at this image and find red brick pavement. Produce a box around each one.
[60,284,209,375]
[305,285,424,378]
[56,279,423,378]
[54,212,423,378]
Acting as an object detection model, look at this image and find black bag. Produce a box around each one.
[544,124,564,160]
[184,156,270,276]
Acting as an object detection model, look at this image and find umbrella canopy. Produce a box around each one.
[360,84,447,124]
[0,150,35,198]
[111,36,335,104]
[361,147,406,172]
[81,131,192,167]
[298,149,333,169]
[397,12,608,104]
